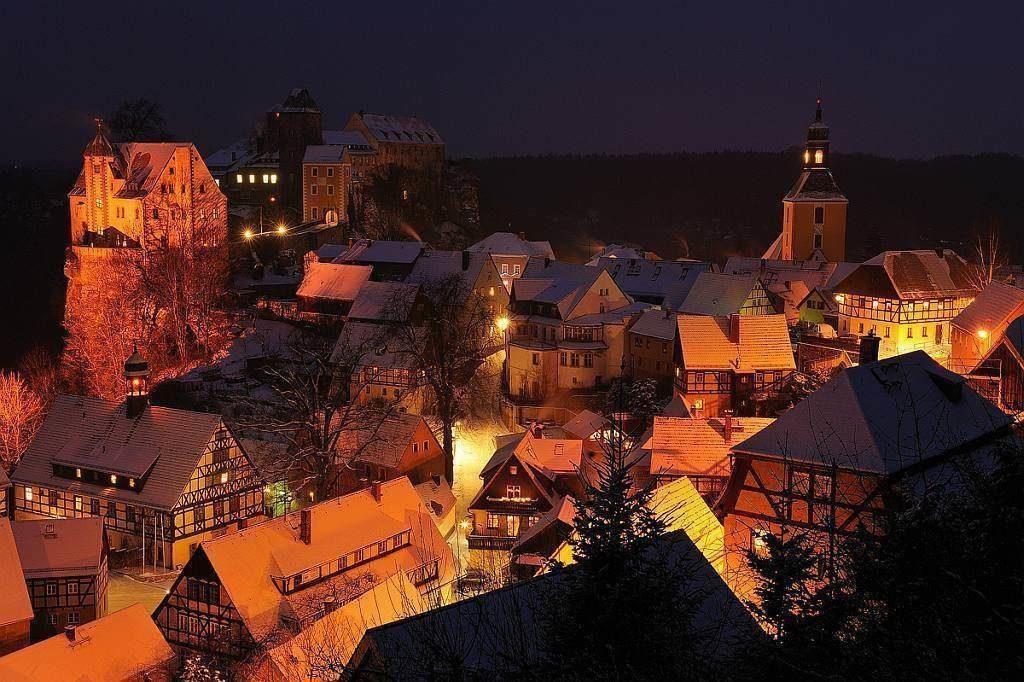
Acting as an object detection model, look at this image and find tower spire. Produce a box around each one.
[84,117,114,157]
[815,96,823,123]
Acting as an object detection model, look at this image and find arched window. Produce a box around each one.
[814,149,824,164]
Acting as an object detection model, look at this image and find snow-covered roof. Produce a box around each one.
[405,250,491,289]
[649,416,774,479]
[679,273,763,316]
[0,519,32,629]
[11,518,105,579]
[733,351,1012,475]
[336,239,425,265]
[187,477,453,641]
[205,138,254,170]
[468,232,555,258]
[0,604,175,680]
[951,280,1024,336]
[296,262,372,302]
[302,144,346,164]
[338,412,432,470]
[13,395,227,510]
[595,257,711,307]
[785,167,847,202]
[348,281,420,322]
[629,308,678,340]
[677,314,795,371]
[322,129,372,148]
[353,112,444,145]
[834,249,980,300]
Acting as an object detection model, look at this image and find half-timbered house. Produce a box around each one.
[153,476,454,664]
[335,412,444,491]
[831,249,980,360]
[10,356,266,570]
[949,280,1024,373]
[968,315,1024,413]
[673,313,796,417]
[678,272,776,317]
[716,350,1013,601]
[11,518,108,641]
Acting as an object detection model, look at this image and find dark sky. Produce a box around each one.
[2,1,1022,163]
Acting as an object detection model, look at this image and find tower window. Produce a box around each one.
[803,150,810,164]
[248,174,256,183]
[236,174,243,183]
[814,149,824,164]
[814,206,824,224]
[814,234,823,249]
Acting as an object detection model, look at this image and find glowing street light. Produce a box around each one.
[243,228,254,241]
[276,224,287,236]
[495,316,510,332]
[977,329,990,339]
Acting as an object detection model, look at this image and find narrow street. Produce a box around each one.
[108,572,176,614]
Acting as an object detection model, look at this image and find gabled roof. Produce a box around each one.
[650,476,725,573]
[785,168,847,202]
[351,530,761,676]
[267,572,426,680]
[405,250,492,290]
[834,250,980,300]
[595,257,711,307]
[951,280,1024,335]
[194,477,454,641]
[0,519,32,628]
[348,282,420,322]
[467,232,555,258]
[11,518,105,579]
[561,410,611,441]
[13,395,225,510]
[0,604,175,682]
[71,142,197,199]
[511,495,576,553]
[352,113,444,145]
[677,314,795,371]
[732,351,1012,475]
[514,258,619,319]
[586,243,662,264]
[339,412,432,470]
[322,129,372,148]
[679,273,763,316]
[296,262,372,302]
[628,308,678,340]
[649,416,774,478]
[331,321,416,370]
[302,144,347,164]
[336,239,425,265]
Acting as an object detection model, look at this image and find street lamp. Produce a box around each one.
[243,228,254,241]
[496,316,510,332]
[276,224,287,236]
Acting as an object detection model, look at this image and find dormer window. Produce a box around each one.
[129,478,136,488]
[110,474,118,485]
[75,468,82,479]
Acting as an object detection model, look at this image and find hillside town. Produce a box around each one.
[0,88,1022,682]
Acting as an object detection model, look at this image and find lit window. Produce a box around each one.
[110,474,118,485]
[509,465,518,475]
[803,150,810,164]
[25,487,33,502]
[507,485,521,498]
[220,472,228,484]
[75,468,82,479]
[262,174,269,183]
[129,478,136,488]
[74,496,82,511]
[751,528,770,558]
[236,174,243,183]
[814,149,824,164]
[96,198,103,208]
[270,174,277,183]
[248,174,255,183]
[214,178,220,187]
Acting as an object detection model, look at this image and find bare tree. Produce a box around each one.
[973,227,1008,287]
[107,98,170,142]
[239,332,397,502]
[383,273,501,482]
[0,371,44,471]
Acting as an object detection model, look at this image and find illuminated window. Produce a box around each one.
[814,149,824,164]
[74,496,83,511]
[248,174,255,183]
[95,198,103,208]
[501,263,509,275]
[803,150,810,164]
[129,478,136,488]
[236,174,243,183]
[507,485,521,498]
[110,474,118,485]
[262,174,269,183]
[751,528,770,558]
[25,487,32,502]
[75,468,82,479]
[214,178,220,187]
[220,472,228,484]
[270,174,277,184]
[510,465,518,475]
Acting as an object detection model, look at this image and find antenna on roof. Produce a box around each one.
[815,82,823,122]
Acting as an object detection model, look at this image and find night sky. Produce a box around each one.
[2,1,1022,163]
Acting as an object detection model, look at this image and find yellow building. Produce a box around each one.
[831,250,980,360]
[765,99,848,263]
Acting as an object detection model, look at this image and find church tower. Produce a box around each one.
[779,99,848,262]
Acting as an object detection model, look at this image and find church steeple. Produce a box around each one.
[803,98,830,169]
[84,118,114,158]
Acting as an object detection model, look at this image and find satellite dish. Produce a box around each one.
[325,209,339,227]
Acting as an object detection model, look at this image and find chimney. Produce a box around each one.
[431,473,442,487]
[664,306,672,319]
[729,313,741,342]
[860,331,881,365]
[723,410,734,443]
[299,507,312,545]
[64,625,77,643]
[518,231,526,241]
[371,480,383,502]
[348,236,355,249]
[123,349,150,419]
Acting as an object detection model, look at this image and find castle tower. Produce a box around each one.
[81,118,116,242]
[779,99,848,262]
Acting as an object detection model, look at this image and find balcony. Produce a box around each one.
[468,529,517,551]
